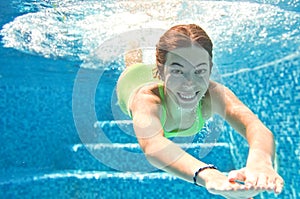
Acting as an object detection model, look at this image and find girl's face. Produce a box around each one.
[163,45,211,110]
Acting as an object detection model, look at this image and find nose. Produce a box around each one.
[182,73,194,88]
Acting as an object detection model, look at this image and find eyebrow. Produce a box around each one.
[169,62,184,68]
[169,62,207,68]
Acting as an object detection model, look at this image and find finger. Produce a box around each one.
[274,177,284,194]
[228,181,247,191]
[266,177,276,192]
[245,175,258,189]
[228,168,246,183]
[256,174,268,190]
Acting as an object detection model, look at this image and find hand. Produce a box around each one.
[206,180,260,199]
[228,165,284,194]
[203,169,261,199]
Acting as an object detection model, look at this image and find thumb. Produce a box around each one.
[228,168,246,183]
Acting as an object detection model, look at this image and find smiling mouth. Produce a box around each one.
[177,91,200,101]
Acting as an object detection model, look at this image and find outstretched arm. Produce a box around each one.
[209,81,284,194]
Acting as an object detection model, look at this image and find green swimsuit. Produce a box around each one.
[117,63,205,138]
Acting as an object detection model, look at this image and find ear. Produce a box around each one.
[160,67,166,81]
[160,73,165,81]
[157,67,165,81]
[209,60,213,75]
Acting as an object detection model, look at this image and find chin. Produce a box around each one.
[177,100,200,110]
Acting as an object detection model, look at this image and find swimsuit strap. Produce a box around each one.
[158,84,167,126]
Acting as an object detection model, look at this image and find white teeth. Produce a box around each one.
[178,93,196,99]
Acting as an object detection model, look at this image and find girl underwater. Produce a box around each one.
[116,24,284,199]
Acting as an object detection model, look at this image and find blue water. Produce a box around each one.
[0,0,299,198]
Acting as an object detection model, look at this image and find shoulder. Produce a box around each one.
[208,80,233,100]
[208,80,239,103]
[199,81,226,119]
[129,83,162,116]
[207,80,244,116]
[129,83,164,136]
[208,81,226,93]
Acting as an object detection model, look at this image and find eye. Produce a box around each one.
[195,69,207,75]
[171,69,183,74]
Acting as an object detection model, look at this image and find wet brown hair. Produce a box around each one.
[155,24,213,79]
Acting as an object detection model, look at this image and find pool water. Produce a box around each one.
[0,0,299,198]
